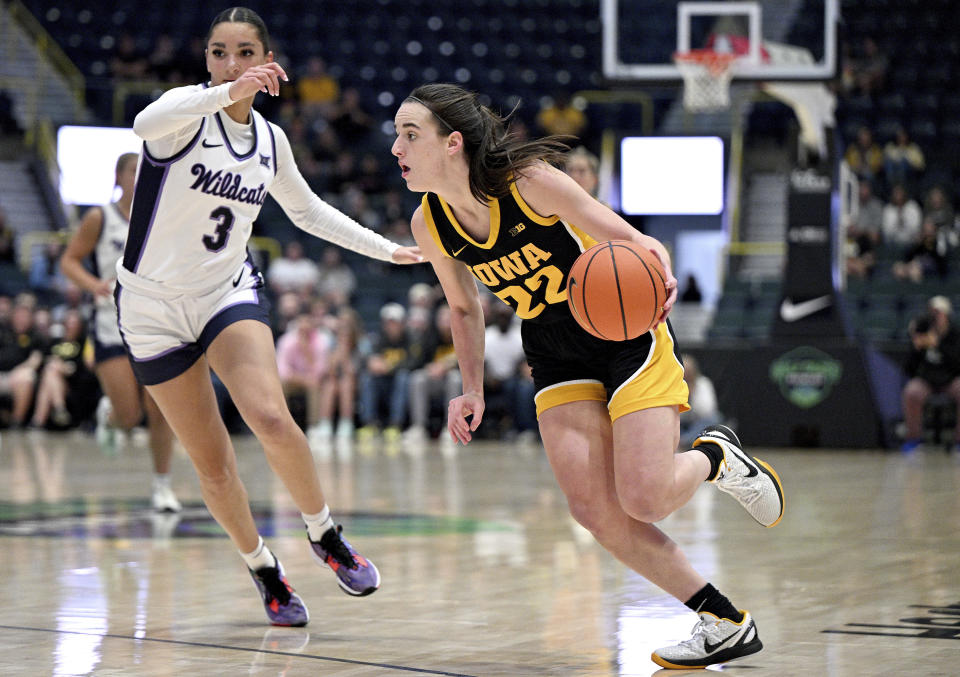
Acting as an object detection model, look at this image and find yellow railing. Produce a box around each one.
[574,89,654,135]
[6,0,85,116]
[250,236,282,266]
[17,230,70,272]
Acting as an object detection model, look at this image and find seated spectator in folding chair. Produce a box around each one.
[900,303,960,453]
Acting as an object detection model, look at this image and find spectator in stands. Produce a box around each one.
[355,153,388,195]
[840,36,888,99]
[330,87,374,147]
[844,125,884,185]
[405,303,461,442]
[385,217,417,249]
[285,114,324,189]
[679,354,722,448]
[893,218,950,283]
[679,274,704,304]
[922,185,955,232]
[312,307,364,441]
[316,246,357,308]
[407,282,437,316]
[275,310,332,443]
[147,34,179,82]
[901,301,960,452]
[272,291,304,338]
[845,180,884,279]
[296,56,339,118]
[881,183,923,248]
[110,33,149,80]
[482,301,537,442]
[29,309,98,429]
[28,241,69,303]
[0,295,11,327]
[342,186,383,232]
[883,126,925,190]
[0,206,16,264]
[328,150,361,195]
[357,302,414,442]
[564,146,600,199]
[266,240,320,296]
[0,300,43,427]
[381,189,408,225]
[535,91,587,139]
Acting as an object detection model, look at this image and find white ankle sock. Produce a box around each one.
[302,506,335,542]
[153,473,170,489]
[239,536,276,571]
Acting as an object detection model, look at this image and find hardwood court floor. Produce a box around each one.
[0,429,957,676]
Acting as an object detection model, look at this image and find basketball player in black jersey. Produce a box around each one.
[392,83,785,669]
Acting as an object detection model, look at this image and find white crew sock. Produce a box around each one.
[239,536,276,571]
[302,505,335,542]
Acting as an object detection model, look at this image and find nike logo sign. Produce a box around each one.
[452,245,468,257]
[232,269,244,287]
[703,620,754,653]
[202,140,223,148]
[780,295,831,322]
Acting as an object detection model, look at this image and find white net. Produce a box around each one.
[674,51,737,112]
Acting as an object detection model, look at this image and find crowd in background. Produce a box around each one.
[838,37,960,284]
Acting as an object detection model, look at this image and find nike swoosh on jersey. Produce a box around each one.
[232,269,244,287]
[202,140,223,148]
[779,295,831,322]
[452,245,468,257]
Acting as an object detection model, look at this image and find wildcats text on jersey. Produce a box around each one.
[189,163,267,205]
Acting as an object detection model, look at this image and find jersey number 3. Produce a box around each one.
[201,206,235,252]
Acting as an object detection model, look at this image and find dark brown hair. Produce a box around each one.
[115,152,138,175]
[206,7,270,53]
[406,83,570,203]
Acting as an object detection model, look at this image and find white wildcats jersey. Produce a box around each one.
[121,101,276,295]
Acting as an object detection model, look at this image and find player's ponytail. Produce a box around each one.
[406,83,570,204]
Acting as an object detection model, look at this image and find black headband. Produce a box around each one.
[406,96,455,132]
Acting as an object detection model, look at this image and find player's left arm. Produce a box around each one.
[268,125,422,264]
[515,162,678,317]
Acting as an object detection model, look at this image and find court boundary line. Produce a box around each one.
[0,623,479,676]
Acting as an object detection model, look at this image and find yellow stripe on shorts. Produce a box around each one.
[533,322,690,421]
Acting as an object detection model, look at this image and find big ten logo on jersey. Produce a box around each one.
[509,222,526,236]
[467,242,566,319]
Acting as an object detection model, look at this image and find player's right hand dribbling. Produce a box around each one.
[229,62,288,100]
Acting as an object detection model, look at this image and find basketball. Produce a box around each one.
[566,240,667,341]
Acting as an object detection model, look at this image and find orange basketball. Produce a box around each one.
[566,240,667,341]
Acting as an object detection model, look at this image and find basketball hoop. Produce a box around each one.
[673,49,738,112]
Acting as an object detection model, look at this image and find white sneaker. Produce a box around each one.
[651,610,762,669]
[95,396,117,455]
[402,425,427,443]
[335,419,354,440]
[152,481,182,513]
[694,424,784,528]
[307,421,333,442]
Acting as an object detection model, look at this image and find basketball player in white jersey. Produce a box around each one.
[117,7,422,627]
[60,152,181,513]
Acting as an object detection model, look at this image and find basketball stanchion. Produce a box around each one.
[673,49,738,112]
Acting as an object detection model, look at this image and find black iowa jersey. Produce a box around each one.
[422,182,597,324]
